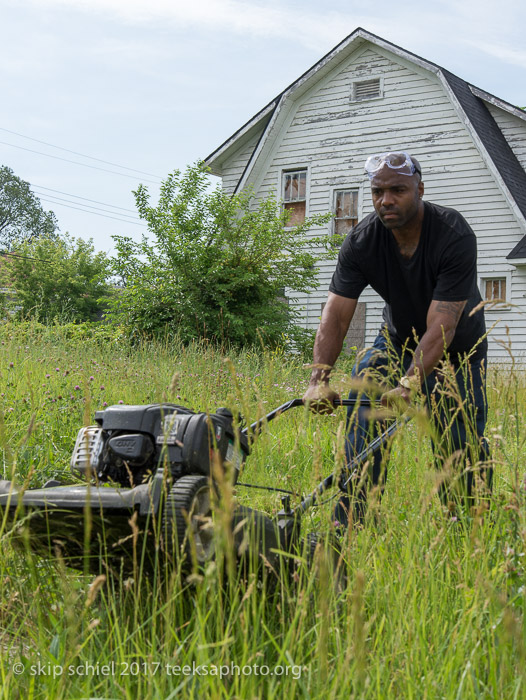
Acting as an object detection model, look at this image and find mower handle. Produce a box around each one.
[294,414,410,515]
[242,397,372,438]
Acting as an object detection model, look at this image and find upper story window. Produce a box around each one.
[283,169,307,226]
[350,78,382,102]
[333,189,359,238]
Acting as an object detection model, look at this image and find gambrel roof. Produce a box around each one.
[205,27,526,254]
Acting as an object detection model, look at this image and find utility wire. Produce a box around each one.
[0,140,161,185]
[1,251,53,264]
[33,190,142,221]
[31,184,138,214]
[37,196,147,227]
[0,126,161,179]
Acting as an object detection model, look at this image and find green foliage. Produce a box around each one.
[3,234,112,323]
[0,317,125,347]
[110,162,333,347]
[0,164,58,247]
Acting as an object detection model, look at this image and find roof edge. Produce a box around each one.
[507,235,526,259]
[470,86,526,122]
[204,100,277,171]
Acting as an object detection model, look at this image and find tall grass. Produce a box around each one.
[0,320,525,699]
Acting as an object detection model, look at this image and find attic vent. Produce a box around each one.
[351,78,382,102]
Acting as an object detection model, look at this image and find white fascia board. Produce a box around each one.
[469,86,526,122]
[359,32,442,77]
[204,101,277,174]
[234,94,287,193]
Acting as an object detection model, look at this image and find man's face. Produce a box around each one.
[370,166,424,230]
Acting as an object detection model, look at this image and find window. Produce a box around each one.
[350,78,382,102]
[283,169,307,226]
[333,189,359,238]
[484,277,507,301]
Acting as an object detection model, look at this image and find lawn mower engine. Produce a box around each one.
[1,399,360,579]
[0,403,267,575]
[71,403,249,488]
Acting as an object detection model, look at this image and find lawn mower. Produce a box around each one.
[0,398,403,578]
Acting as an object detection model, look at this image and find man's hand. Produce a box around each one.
[380,385,411,410]
[303,293,357,413]
[302,383,340,414]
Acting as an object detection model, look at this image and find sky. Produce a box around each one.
[1,0,525,254]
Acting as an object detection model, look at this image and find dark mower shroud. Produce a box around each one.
[0,399,401,575]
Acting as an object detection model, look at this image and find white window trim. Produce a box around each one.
[350,76,384,103]
[279,165,311,229]
[328,184,362,237]
[479,272,512,310]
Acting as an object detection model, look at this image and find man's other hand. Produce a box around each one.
[380,385,411,410]
[302,383,340,414]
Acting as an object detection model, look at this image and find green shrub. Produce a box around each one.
[109,162,334,348]
[3,234,112,323]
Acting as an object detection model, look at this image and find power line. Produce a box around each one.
[0,140,161,184]
[32,184,138,214]
[0,126,161,179]
[1,251,53,264]
[33,190,142,222]
[37,196,148,227]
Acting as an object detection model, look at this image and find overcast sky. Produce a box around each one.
[1,0,525,253]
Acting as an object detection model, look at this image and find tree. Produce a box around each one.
[3,234,112,322]
[0,165,58,248]
[109,162,334,347]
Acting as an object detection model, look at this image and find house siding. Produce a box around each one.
[220,130,262,194]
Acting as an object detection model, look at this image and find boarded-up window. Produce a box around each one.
[334,189,359,238]
[351,78,381,102]
[321,300,366,353]
[484,278,507,301]
[283,170,307,226]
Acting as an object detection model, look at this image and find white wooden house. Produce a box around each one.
[205,28,526,363]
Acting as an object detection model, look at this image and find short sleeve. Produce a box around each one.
[432,233,477,302]
[328,237,368,299]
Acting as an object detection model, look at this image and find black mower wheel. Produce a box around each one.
[163,475,214,569]
[304,532,346,596]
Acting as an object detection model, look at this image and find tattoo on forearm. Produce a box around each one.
[435,300,465,323]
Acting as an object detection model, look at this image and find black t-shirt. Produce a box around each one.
[329,201,486,357]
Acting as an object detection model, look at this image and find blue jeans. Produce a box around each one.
[334,330,491,526]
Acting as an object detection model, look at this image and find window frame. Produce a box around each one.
[479,273,511,308]
[328,185,362,242]
[280,166,310,228]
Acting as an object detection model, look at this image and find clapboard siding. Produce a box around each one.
[211,37,526,365]
[486,104,526,171]
[220,130,262,195]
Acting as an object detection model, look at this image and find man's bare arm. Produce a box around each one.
[382,299,466,406]
[303,293,357,406]
[408,299,467,380]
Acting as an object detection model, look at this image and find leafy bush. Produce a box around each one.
[2,234,112,323]
[109,163,333,348]
[0,318,125,347]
